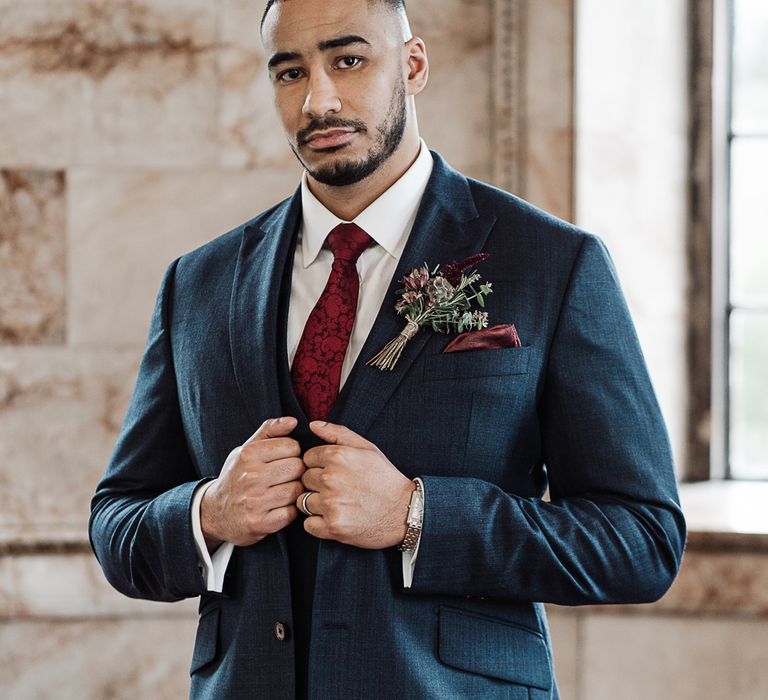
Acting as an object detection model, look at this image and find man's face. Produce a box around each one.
[262,0,409,187]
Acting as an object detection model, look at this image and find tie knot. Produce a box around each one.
[326,223,373,263]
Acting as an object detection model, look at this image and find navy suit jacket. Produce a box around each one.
[89,152,686,699]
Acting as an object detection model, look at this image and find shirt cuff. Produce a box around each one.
[191,479,235,592]
[401,477,424,588]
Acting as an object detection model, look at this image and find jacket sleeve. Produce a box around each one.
[88,258,212,602]
[409,234,687,605]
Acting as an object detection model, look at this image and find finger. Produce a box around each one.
[265,457,306,485]
[302,445,330,469]
[262,504,299,533]
[244,436,302,463]
[264,480,305,510]
[243,416,298,445]
[301,467,325,493]
[296,490,324,517]
[309,421,376,449]
[303,515,332,539]
[303,444,364,469]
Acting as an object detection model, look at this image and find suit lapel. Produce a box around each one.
[328,153,497,436]
[229,189,302,429]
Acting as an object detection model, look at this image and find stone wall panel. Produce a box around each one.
[0,348,139,528]
[0,170,66,344]
[0,617,197,699]
[0,0,219,168]
[67,167,301,346]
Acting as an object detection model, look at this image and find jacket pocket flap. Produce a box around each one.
[190,607,220,675]
[424,346,531,381]
[438,606,551,690]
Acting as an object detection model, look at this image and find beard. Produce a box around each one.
[291,79,408,187]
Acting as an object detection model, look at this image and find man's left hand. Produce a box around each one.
[298,421,415,549]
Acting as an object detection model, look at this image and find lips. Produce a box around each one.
[304,129,357,149]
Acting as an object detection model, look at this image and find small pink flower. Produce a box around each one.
[396,291,422,314]
[403,265,430,290]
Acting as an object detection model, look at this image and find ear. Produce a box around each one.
[404,36,429,96]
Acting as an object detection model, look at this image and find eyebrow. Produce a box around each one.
[267,35,373,71]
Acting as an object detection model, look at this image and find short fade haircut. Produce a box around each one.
[260,0,408,31]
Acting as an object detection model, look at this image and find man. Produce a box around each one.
[89,0,686,698]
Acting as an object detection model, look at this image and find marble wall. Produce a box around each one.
[2,1,759,699]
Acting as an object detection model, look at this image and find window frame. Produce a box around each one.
[704,0,767,481]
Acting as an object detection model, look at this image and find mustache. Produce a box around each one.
[297,117,367,145]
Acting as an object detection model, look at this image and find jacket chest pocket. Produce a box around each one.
[423,346,532,382]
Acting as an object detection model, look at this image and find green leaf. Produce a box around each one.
[476,294,485,307]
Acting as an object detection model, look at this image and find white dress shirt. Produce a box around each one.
[191,139,434,592]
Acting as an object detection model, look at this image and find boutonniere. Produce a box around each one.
[366,253,494,371]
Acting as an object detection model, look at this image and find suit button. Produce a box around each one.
[274,622,287,641]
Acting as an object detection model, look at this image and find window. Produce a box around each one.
[718,0,768,479]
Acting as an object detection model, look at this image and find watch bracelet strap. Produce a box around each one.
[398,478,423,552]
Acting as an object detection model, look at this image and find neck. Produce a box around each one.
[305,133,421,221]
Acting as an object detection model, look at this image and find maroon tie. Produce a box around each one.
[291,223,374,421]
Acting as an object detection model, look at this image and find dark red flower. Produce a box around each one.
[441,253,490,286]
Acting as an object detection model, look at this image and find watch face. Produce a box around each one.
[408,492,424,526]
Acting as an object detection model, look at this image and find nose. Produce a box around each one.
[302,70,342,119]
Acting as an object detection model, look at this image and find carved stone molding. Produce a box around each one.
[491,0,575,220]
[687,0,715,480]
[492,0,526,194]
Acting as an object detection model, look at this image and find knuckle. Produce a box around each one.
[246,517,264,537]
[242,498,258,519]
[284,439,301,457]
[326,519,342,539]
[240,442,258,460]
[288,457,305,476]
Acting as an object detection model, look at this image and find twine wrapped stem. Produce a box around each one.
[366,320,420,371]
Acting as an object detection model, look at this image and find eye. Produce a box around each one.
[336,56,363,69]
[277,68,303,84]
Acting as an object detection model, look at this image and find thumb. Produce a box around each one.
[309,421,375,449]
[244,416,298,445]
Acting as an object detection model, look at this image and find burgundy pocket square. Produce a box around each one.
[443,324,522,353]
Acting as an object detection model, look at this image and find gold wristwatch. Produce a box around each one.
[398,478,424,552]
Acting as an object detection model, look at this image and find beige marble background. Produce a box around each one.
[1,1,764,699]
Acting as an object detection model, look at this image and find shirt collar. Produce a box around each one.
[299,138,434,268]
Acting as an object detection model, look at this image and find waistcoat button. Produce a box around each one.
[275,621,287,641]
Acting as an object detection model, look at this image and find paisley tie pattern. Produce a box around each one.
[291,223,374,421]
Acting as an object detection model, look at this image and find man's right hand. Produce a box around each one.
[200,416,305,550]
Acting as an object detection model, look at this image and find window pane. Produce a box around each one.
[732,0,768,133]
[730,310,768,478]
[730,137,768,305]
